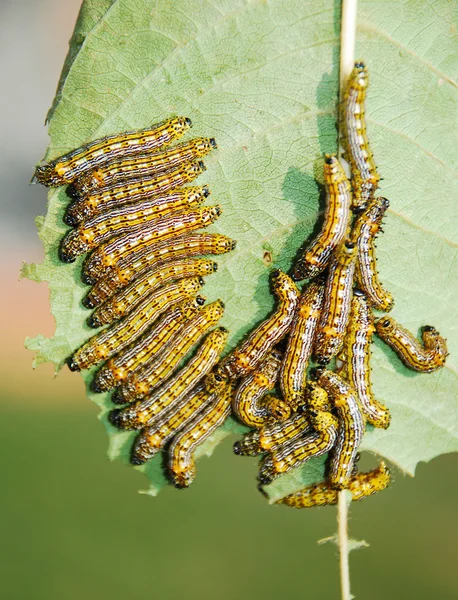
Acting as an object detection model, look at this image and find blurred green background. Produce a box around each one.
[1,1,457,599]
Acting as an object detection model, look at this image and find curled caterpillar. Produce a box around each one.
[232,350,290,428]
[375,317,448,373]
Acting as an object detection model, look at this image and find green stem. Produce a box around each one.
[338,491,351,600]
[339,0,358,99]
[339,0,358,171]
[336,3,358,598]
[337,3,358,597]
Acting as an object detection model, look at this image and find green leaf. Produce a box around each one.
[25,0,458,497]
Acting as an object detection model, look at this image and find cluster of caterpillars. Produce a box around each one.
[34,117,237,488]
[35,63,448,501]
[230,62,448,508]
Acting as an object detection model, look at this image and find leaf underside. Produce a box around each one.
[24,0,458,498]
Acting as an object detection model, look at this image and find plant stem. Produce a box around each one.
[338,491,351,600]
[339,0,358,100]
[339,0,358,169]
[337,3,358,599]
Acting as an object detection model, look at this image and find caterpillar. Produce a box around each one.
[92,295,205,393]
[275,461,390,508]
[70,137,217,197]
[131,384,207,464]
[315,369,366,490]
[131,375,231,466]
[233,411,312,457]
[109,325,228,430]
[341,290,391,428]
[279,279,325,409]
[80,204,221,277]
[34,116,191,186]
[64,161,207,227]
[306,380,332,413]
[86,257,217,319]
[167,382,233,488]
[232,350,290,428]
[60,187,208,259]
[220,270,299,380]
[313,240,357,364]
[233,380,330,456]
[204,367,233,395]
[353,196,393,311]
[375,317,448,373]
[292,155,351,281]
[68,290,205,372]
[82,230,235,286]
[258,406,338,485]
[113,300,225,404]
[340,62,380,211]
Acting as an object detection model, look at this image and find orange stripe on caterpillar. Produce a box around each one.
[375,317,448,373]
[34,117,191,186]
[292,155,351,281]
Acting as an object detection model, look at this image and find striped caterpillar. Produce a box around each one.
[34,117,191,186]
